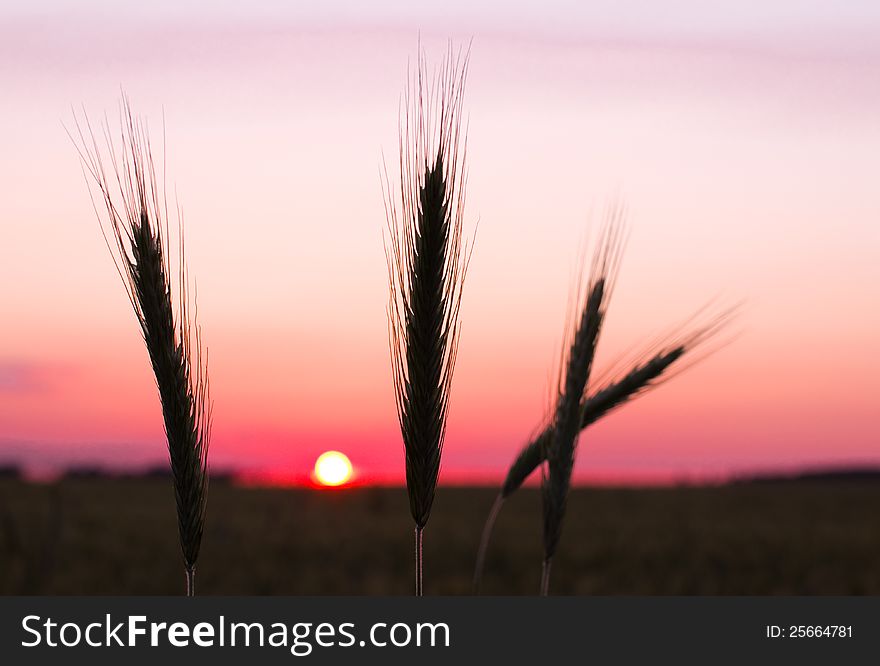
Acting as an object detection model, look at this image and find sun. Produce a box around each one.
[313,451,353,487]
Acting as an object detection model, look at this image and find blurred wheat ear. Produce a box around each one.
[69,99,212,596]
[473,300,736,593]
[539,223,623,595]
[384,46,473,596]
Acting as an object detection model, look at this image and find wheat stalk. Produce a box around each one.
[70,99,211,596]
[384,46,472,596]
[473,306,735,592]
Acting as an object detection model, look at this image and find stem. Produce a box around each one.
[473,494,504,593]
[185,566,195,597]
[540,557,552,596]
[414,526,424,596]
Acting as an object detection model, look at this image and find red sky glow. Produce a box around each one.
[1,4,878,485]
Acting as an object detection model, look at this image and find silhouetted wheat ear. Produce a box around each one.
[503,305,735,498]
[384,46,472,596]
[541,223,622,594]
[70,99,212,596]
[505,349,684,499]
[473,306,736,593]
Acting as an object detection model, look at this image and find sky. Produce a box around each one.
[1,2,878,485]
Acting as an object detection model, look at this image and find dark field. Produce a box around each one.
[2,478,879,595]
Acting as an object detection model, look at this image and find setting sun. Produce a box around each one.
[313,451,353,487]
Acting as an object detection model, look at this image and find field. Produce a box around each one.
[2,478,879,595]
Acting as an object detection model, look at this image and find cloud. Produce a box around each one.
[0,360,64,394]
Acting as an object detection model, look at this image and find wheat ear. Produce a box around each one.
[473,306,733,592]
[540,224,622,594]
[70,99,211,596]
[384,46,472,596]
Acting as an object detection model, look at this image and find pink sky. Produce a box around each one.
[1,5,878,484]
